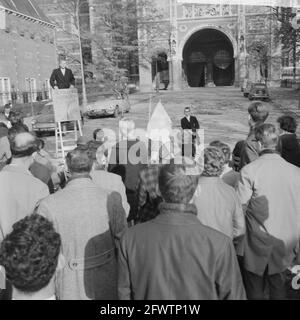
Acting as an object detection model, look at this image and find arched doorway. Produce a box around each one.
[182,28,234,87]
[151,52,169,90]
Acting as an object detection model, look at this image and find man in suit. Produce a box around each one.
[50,57,75,89]
[181,106,200,157]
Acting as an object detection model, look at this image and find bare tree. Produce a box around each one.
[52,0,171,86]
[247,40,272,83]
[272,6,299,80]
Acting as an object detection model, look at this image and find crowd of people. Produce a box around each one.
[0,100,300,300]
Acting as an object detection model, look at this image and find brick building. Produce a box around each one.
[0,0,57,107]
[36,0,139,85]
[35,0,94,80]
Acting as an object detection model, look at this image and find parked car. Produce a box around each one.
[85,94,130,119]
[243,79,252,97]
[31,102,55,135]
[248,83,270,102]
[31,102,82,136]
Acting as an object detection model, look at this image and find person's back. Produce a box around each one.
[0,132,49,241]
[109,139,147,191]
[118,161,246,300]
[278,133,300,167]
[90,169,130,217]
[119,214,245,300]
[38,148,127,300]
[192,147,244,239]
[38,179,114,299]
[238,152,300,251]
[193,177,244,238]
[0,166,49,238]
[108,118,148,223]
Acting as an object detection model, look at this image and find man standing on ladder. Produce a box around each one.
[50,56,82,160]
[50,56,84,130]
[50,55,75,90]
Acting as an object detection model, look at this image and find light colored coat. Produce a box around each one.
[90,170,130,217]
[192,177,245,239]
[0,136,11,169]
[37,178,127,300]
[236,152,300,275]
[0,164,49,241]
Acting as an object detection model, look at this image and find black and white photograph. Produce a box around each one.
[1,0,300,308]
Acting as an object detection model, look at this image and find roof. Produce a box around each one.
[0,0,52,24]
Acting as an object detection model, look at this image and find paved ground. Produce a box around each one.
[43,86,300,158]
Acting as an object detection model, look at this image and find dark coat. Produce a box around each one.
[50,68,75,89]
[108,139,148,222]
[180,115,200,132]
[118,202,246,300]
[277,133,300,167]
[181,116,200,157]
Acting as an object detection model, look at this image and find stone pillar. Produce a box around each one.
[172,58,182,91]
[234,57,240,87]
[206,60,215,87]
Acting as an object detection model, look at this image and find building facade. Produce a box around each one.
[33,0,300,93]
[35,0,95,80]
[36,0,139,85]
[0,0,56,106]
[138,0,285,92]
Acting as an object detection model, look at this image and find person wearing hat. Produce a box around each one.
[50,56,75,90]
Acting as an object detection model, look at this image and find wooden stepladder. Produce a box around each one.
[55,120,83,159]
[52,88,83,160]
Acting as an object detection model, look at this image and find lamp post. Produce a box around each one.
[76,0,88,110]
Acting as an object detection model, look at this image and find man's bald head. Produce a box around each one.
[10,132,38,158]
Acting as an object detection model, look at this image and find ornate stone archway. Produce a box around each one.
[178,25,238,61]
[175,25,237,88]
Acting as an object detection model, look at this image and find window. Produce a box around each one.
[0,77,11,106]
[25,78,36,102]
